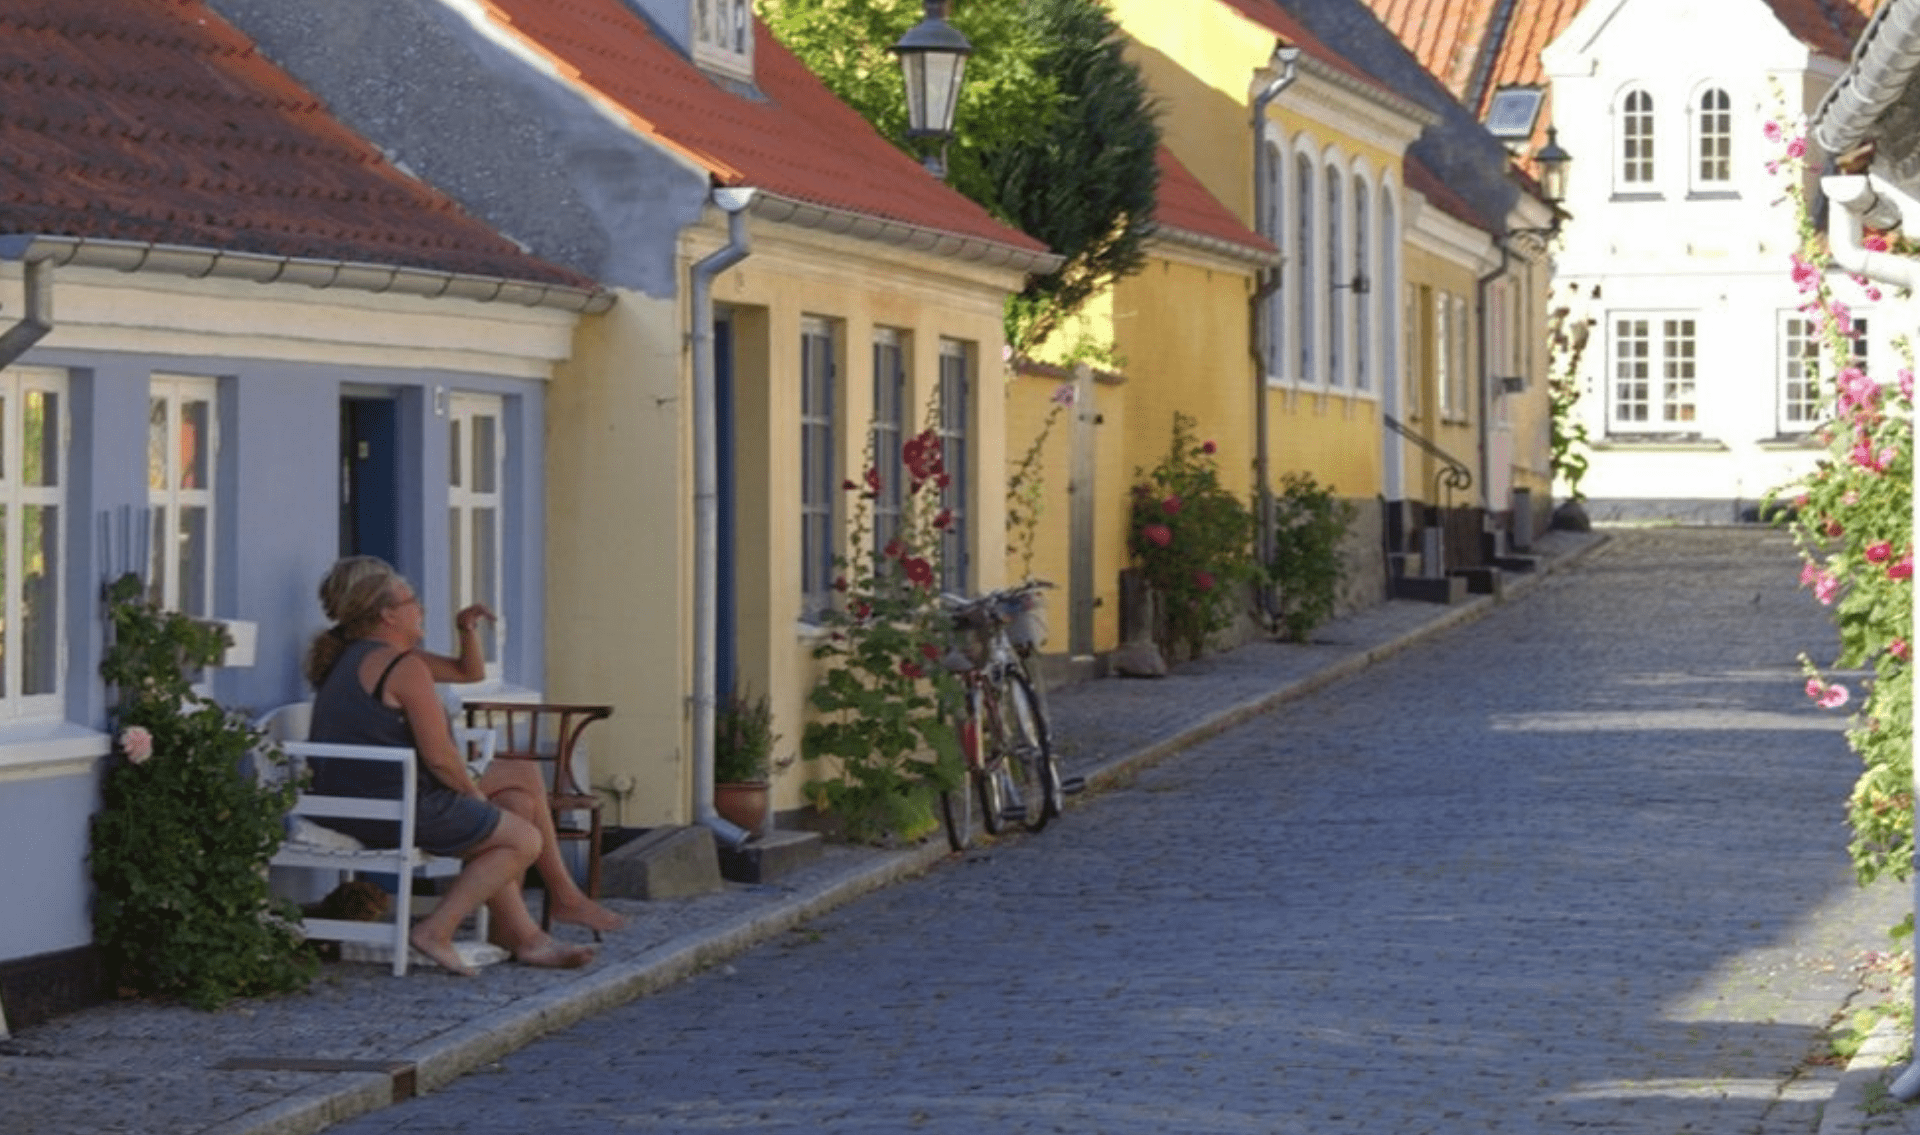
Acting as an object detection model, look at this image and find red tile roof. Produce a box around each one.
[1153,147,1277,258]
[0,0,593,288]
[479,0,1048,260]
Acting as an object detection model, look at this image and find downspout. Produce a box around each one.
[1475,238,1514,529]
[690,185,756,850]
[0,256,54,368]
[1827,171,1920,1102]
[1251,43,1300,624]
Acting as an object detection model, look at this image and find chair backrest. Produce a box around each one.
[279,740,419,846]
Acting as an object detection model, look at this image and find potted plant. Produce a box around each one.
[713,687,780,838]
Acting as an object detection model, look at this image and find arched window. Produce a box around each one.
[1265,142,1285,381]
[1353,174,1370,393]
[1697,87,1731,185]
[1327,165,1343,388]
[1621,89,1655,185]
[1296,152,1315,384]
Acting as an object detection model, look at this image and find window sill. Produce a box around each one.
[1686,189,1739,201]
[1757,434,1825,451]
[1609,191,1665,203]
[0,720,111,781]
[1593,434,1726,451]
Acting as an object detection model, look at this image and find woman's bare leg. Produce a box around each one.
[481,759,627,933]
[410,813,540,976]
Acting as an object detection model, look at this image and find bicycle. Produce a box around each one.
[937,580,1080,851]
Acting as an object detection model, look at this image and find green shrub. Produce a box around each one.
[1128,412,1256,661]
[90,572,314,1008]
[1266,472,1355,643]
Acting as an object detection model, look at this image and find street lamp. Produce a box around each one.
[1534,126,1572,208]
[891,0,972,179]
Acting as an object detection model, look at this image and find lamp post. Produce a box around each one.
[1535,126,1572,211]
[891,0,972,179]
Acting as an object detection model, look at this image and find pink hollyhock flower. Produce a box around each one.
[1193,570,1215,592]
[1799,561,1820,587]
[119,726,153,765]
[1865,233,1892,253]
[1051,383,1076,406]
[1162,494,1183,515]
[1787,136,1807,159]
[1867,541,1893,564]
[1830,302,1853,337]
[1890,554,1914,581]
[1141,523,1172,548]
[1806,676,1825,699]
[1791,254,1822,294]
[1892,638,1911,662]
[1817,683,1850,709]
[1794,494,1810,509]
[1815,572,1841,605]
[1902,370,1915,401]
[1764,120,1783,142]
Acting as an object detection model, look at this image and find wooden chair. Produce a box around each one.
[462,701,613,930]
[255,703,496,975]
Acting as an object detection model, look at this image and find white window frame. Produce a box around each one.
[1619,88,1656,189]
[1263,138,1286,386]
[1352,170,1372,395]
[1295,148,1318,386]
[1778,311,1870,433]
[1694,86,1733,189]
[447,392,505,681]
[1610,314,1699,431]
[1404,282,1422,421]
[1380,181,1399,406]
[1451,295,1472,423]
[1326,161,1345,390]
[0,366,65,720]
[938,339,972,596]
[871,328,908,565]
[691,0,753,81]
[1434,291,1452,420]
[800,316,838,622]
[147,374,216,618]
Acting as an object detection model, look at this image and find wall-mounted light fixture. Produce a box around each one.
[1332,273,1370,294]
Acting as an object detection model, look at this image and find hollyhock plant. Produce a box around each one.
[804,407,964,845]
[1128,412,1256,662]
[1768,94,1916,891]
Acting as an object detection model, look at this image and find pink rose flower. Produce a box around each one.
[119,726,153,765]
[1141,523,1172,548]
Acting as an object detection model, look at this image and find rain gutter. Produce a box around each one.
[1251,43,1300,628]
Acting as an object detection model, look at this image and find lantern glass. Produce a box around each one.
[903,50,968,138]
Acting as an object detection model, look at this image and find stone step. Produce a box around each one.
[718,829,824,885]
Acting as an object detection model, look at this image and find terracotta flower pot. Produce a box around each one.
[713,781,769,838]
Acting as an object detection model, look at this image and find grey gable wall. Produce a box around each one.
[208,0,708,297]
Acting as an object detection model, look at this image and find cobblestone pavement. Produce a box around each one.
[300,527,1910,1135]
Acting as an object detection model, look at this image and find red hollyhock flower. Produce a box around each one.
[1194,570,1215,592]
[864,467,881,492]
[903,556,935,589]
[884,538,906,560]
[933,508,953,530]
[833,575,849,592]
[898,659,925,680]
[1201,440,1217,454]
[919,642,941,661]
[1141,523,1172,548]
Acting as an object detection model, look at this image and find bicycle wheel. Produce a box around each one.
[972,684,1017,836]
[999,669,1059,832]
[939,706,979,852]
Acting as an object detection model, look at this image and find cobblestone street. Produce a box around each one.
[259,529,1915,1133]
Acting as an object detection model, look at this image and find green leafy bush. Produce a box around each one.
[1128,412,1256,661]
[90,572,314,1008]
[1266,472,1355,644]
[804,417,964,844]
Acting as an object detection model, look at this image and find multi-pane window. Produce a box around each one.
[1434,291,1452,419]
[871,329,907,564]
[448,393,504,675]
[1697,88,1732,185]
[800,317,838,620]
[0,367,63,715]
[1452,295,1472,421]
[1264,142,1285,382]
[1779,313,1871,432]
[1296,153,1315,384]
[1404,284,1421,420]
[1621,89,1655,185]
[937,340,971,595]
[1327,169,1344,388]
[147,375,214,618]
[691,0,752,77]
[1353,176,1370,393]
[1612,315,1698,428]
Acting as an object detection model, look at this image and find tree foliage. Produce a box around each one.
[760,0,1160,354]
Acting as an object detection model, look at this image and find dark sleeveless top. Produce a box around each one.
[307,638,498,853]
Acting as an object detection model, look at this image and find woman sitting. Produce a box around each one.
[302,555,622,974]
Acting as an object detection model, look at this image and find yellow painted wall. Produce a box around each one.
[548,211,1023,825]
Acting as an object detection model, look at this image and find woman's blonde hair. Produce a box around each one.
[302,555,408,687]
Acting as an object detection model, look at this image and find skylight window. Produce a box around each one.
[1486,87,1545,142]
